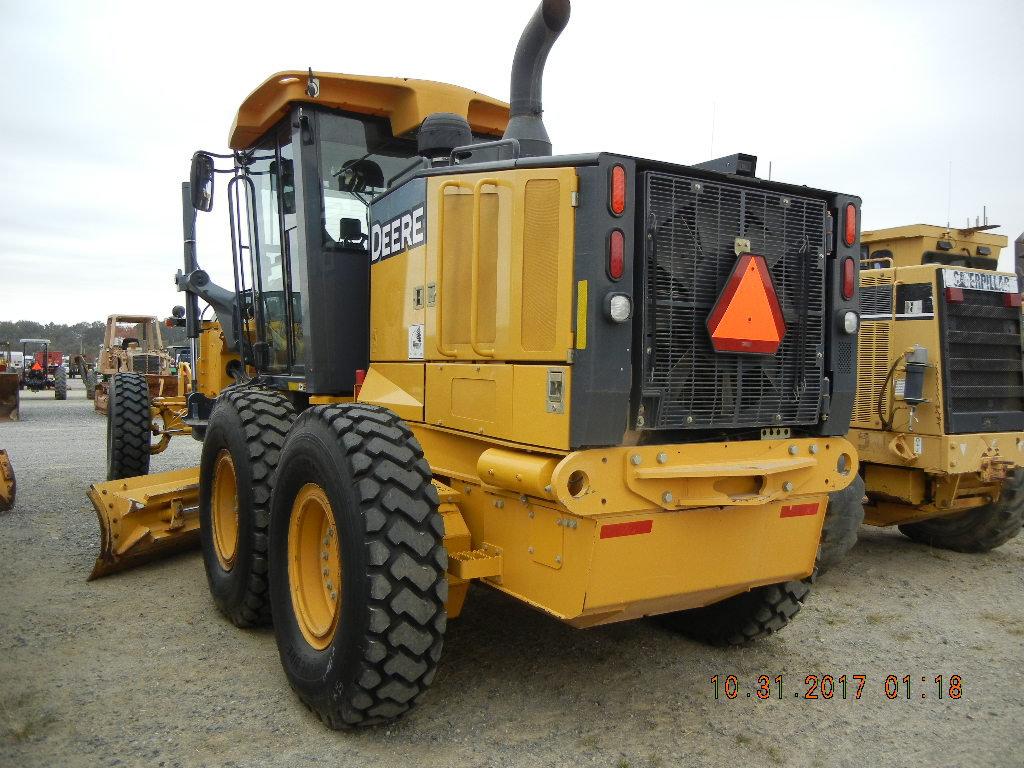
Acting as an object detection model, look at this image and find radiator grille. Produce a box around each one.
[853,271,895,427]
[640,172,826,430]
[940,288,1024,432]
[852,321,892,426]
[131,354,163,374]
[860,282,894,319]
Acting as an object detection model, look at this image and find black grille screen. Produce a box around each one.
[131,354,163,374]
[940,286,1024,433]
[640,172,827,430]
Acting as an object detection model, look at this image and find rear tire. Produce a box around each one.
[814,475,865,577]
[199,388,296,627]
[657,580,811,646]
[268,404,447,728]
[106,373,151,480]
[54,368,67,400]
[899,471,1024,553]
[85,369,96,400]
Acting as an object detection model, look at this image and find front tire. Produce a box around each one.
[269,404,447,729]
[658,580,811,646]
[54,367,67,400]
[106,373,151,480]
[85,369,97,400]
[899,471,1024,553]
[198,388,296,627]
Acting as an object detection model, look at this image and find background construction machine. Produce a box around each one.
[0,449,14,512]
[0,342,18,420]
[851,224,1024,552]
[19,339,66,400]
[90,315,175,412]
[91,0,864,728]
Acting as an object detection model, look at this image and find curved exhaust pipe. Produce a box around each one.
[502,0,571,158]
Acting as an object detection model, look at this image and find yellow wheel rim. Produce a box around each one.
[211,449,239,570]
[288,483,342,651]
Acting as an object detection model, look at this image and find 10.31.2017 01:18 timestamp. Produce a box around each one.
[711,674,963,700]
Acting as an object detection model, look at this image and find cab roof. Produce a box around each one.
[229,71,510,149]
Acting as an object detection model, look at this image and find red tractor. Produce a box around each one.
[19,339,67,400]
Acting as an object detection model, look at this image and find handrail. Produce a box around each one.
[470,178,512,358]
[860,256,894,269]
[435,180,473,357]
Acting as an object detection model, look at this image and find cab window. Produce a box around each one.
[316,112,417,249]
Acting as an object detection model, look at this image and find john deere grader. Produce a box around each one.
[89,0,864,728]
[850,224,1024,552]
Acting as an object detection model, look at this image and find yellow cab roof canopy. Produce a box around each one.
[861,223,1009,270]
[228,72,510,150]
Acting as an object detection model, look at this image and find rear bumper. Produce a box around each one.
[452,436,857,627]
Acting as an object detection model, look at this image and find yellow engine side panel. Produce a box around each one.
[424,363,570,449]
[369,245,425,362]
[424,168,577,363]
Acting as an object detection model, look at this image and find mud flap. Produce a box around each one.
[87,467,201,580]
[0,450,15,511]
[0,373,19,421]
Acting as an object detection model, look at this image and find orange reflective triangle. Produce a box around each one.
[706,253,786,354]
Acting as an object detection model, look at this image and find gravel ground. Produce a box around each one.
[1,381,1022,768]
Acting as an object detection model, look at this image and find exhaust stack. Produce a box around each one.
[502,0,571,158]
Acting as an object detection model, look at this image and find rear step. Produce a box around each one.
[87,467,200,580]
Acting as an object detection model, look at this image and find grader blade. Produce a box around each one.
[0,373,19,421]
[0,450,15,511]
[87,467,201,580]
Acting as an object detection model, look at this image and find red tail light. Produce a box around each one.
[844,203,857,246]
[354,368,366,397]
[609,164,626,216]
[1005,292,1022,308]
[608,229,625,280]
[944,287,964,303]
[842,257,855,300]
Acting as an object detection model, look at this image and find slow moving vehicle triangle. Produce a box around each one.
[706,253,787,354]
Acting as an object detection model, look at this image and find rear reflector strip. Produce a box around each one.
[600,519,653,539]
[780,502,819,518]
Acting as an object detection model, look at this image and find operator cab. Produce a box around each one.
[189,73,508,395]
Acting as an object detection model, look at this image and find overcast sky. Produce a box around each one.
[1,0,1021,324]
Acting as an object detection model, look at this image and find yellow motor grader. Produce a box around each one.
[850,224,1024,551]
[90,0,865,728]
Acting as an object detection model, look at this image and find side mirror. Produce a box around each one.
[190,152,215,212]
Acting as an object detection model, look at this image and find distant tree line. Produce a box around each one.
[0,320,187,361]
